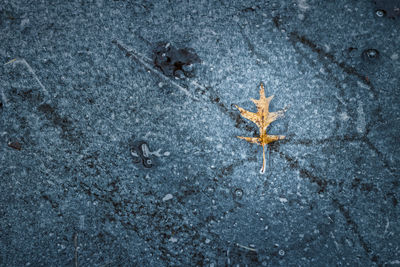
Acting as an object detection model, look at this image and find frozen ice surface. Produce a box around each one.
[0,0,399,266]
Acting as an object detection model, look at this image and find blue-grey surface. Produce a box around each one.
[0,0,399,266]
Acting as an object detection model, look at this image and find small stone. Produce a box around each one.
[391,53,399,60]
[162,193,173,201]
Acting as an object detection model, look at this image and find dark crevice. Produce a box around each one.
[332,198,379,264]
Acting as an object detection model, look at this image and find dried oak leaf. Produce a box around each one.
[235,82,287,174]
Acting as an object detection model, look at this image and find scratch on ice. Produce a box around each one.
[5,58,49,98]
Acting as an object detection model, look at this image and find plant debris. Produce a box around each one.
[235,83,287,174]
[8,141,22,151]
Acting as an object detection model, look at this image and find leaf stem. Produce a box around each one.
[260,145,266,174]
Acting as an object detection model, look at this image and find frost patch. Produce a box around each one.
[279,197,288,203]
[162,194,173,202]
[169,237,178,242]
[391,53,399,60]
[356,101,366,134]
[339,112,350,122]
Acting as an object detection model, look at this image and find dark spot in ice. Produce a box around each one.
[193,252,205,265]
[393,197,398,206]
[153,42,201,79]
[362,49,380,61]
[37,103,55,114]
[371,255,379,263]
[37,103,81,143]
[375,9,386,17]
[348,47,357,52]
[374,0,400,18]
[41,194,59,209]
[273,15,281,28]
[241,6,259,13]
[351,177,361,188]
[344,47,358,58]
[233,188,244,199]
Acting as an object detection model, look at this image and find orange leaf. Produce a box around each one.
[235,82,287,174]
